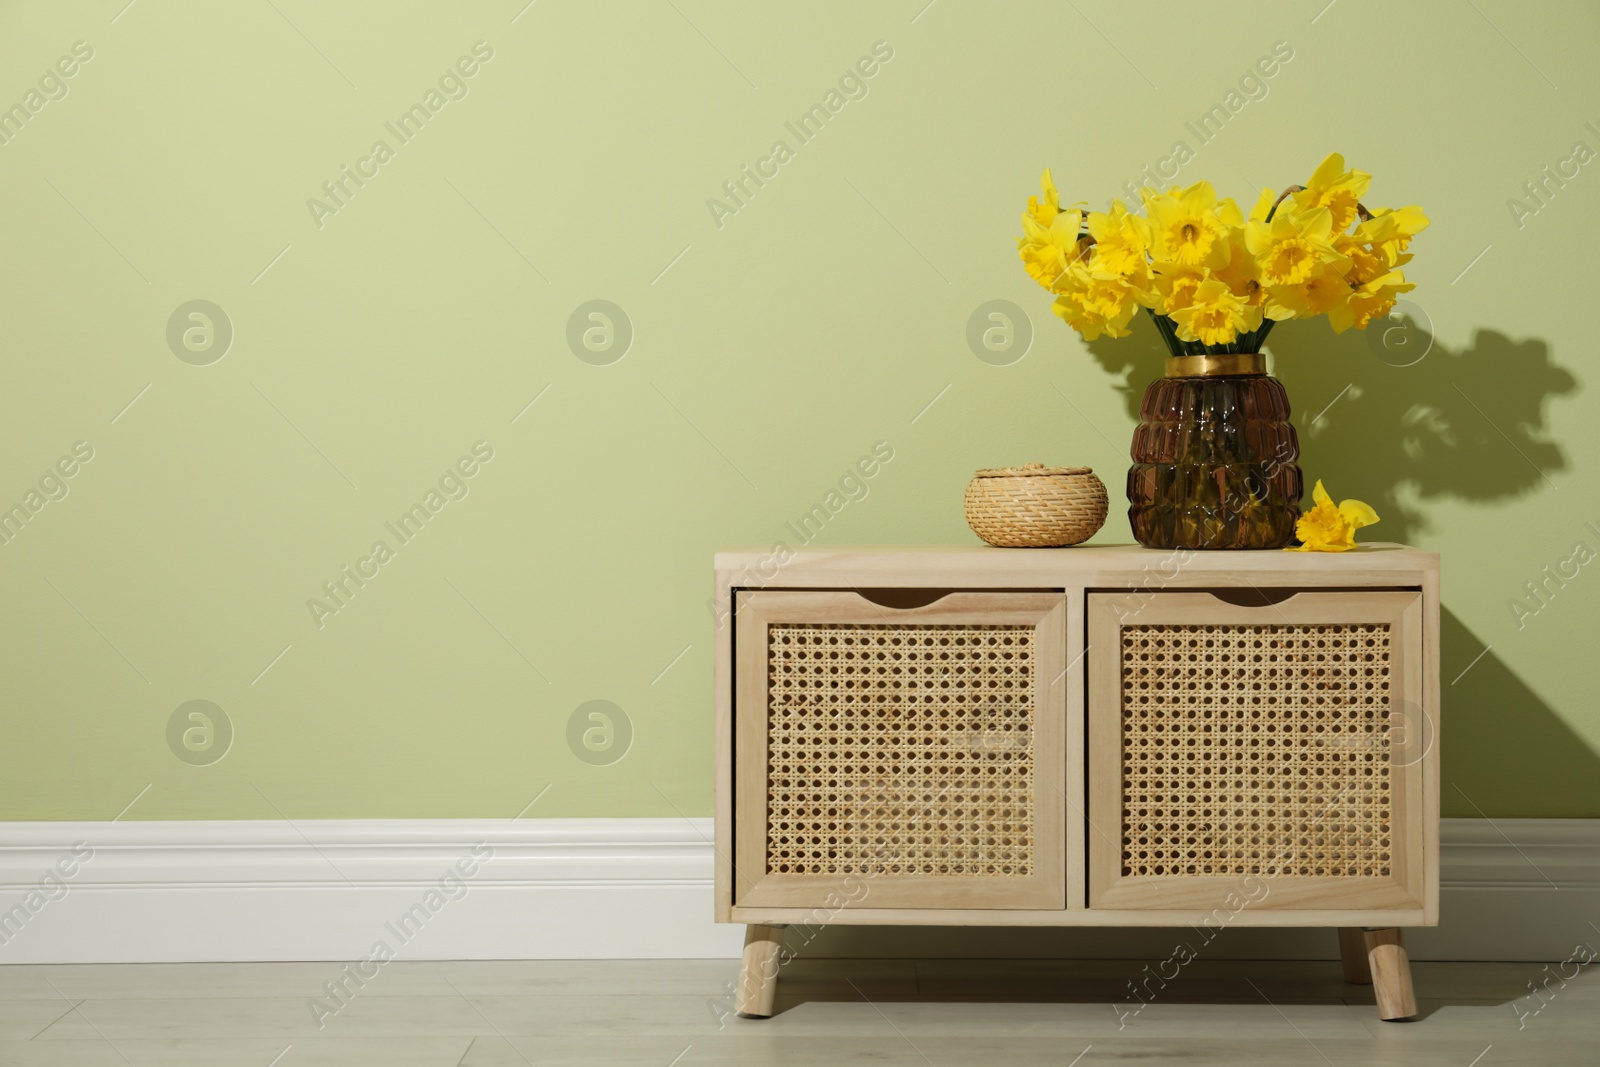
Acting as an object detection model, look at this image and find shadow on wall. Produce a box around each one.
[1440,605,1600,817]
[1086,313,1596,816]
[1085,312,1579,543]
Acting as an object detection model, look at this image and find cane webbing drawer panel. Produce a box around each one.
[735,591,1066,909]
[1088,590,1427,912]
[1120,621,1393,879]
[766,622,1037,878]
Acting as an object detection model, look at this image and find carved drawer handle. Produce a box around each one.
[1207,588,1304,607]
[854,588,956,609]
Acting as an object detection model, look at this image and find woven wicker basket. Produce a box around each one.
[964,464,1108,548]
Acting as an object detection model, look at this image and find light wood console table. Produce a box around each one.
[714,544,1438,1022]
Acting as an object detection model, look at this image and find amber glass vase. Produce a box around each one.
[1127,353,1302,550]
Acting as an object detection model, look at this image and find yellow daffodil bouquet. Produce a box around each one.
[1016,153,1428,353]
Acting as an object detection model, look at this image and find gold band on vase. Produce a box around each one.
[1165,352,1266,377]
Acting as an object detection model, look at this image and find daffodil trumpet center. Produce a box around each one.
[1265,183,1372,226]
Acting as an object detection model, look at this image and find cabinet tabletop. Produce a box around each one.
[715,542,1438,584]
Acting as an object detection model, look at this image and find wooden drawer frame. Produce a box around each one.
[732,590,1067,910]
[1086,590,1428,913]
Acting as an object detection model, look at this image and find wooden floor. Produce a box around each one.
[0,957,1589,1064]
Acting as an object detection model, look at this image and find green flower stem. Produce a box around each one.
[1145,307,1276,358]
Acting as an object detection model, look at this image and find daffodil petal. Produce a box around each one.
[1250,187,1276,222]
[1311,479,1332,509]
[1339,498,1379,529]
[1308,153,1345,191]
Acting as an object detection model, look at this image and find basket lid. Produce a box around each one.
[973,463,1092,478]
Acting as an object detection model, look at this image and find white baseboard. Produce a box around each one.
[0,818,742,964]
[0,818,1594,963]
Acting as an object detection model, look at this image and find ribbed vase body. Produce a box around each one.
[1127,374,1302,550]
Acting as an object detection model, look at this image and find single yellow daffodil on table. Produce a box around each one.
[1285,480,1380,552]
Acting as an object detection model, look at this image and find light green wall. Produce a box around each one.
[0,1,1593,821]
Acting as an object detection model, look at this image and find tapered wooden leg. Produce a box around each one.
[735,924,785,1018]
[1338,927,1372,984]
[1362,927,1418,1021]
